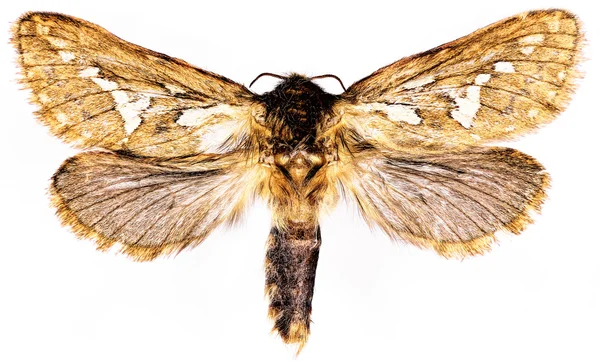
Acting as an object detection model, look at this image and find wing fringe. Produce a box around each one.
[49,184,202,261]
[394,172,550,259]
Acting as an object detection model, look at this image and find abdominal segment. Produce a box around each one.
[264,222,321,352]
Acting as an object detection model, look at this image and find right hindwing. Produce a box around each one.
[337,147,549,258]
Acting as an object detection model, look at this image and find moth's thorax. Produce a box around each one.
[273,149,325,186]
[259,74,336,187]
[260,74,336,147]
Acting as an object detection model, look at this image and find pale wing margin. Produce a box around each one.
[12,12,266,157]
[51,152,266,261]
[337,148,549,258]
[329,9,583,151]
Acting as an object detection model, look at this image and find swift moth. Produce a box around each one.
[12,9,583,352]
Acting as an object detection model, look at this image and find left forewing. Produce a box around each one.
[332,9,583,151]
[12,12,266,157]
[338,147,549,258]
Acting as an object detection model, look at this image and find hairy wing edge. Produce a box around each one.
[50,151,264,261]
[339,148,550,258]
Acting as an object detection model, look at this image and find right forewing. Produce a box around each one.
[331,10,582,151]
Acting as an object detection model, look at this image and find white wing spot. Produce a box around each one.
[79,67,100,78]
[528,109,539,118]
[91,77,118,91]
[111,90,129,104]
[47,37,67,48]
[558,71,566,81]
[401,75,435,89]
[38,93,50,104]
[481,51,496,62]
[58,51,76,62]
[548,20,560,32]
[177,104,240,127]
[494,62,515,73]
[367,103,422,125]
[56,113,68,124]
[547,91,557,100]
[198,120,241,153]
[475,74,491,85]
[521,46,535,55]
[117,96,151,135]
[165,84,186,95]
[448,86,481,128]
[90,79,152,136]
[505,126,516,132]
[520,34,545,45]
[105,90,151,135]
[36,24,49,35]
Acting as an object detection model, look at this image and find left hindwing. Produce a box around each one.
[51,152,264,261]
[12,12,266,157]
[332,9,583,151]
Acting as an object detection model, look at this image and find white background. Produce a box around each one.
[1,1,598,360]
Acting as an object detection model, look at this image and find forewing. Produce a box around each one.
[339,147,548,258]
[332,9,582,151]
[12,12,265,157]
[51,151,264,261]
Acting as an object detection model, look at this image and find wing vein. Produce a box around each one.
[106,180,201,239]
[385,173,484,240]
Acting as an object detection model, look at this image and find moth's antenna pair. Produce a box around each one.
[249,73,346,91]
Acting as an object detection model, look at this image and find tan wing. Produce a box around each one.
[12,12,265,157]
[338,147,548,258]
[51,151,265,261]
[330,9,583,151]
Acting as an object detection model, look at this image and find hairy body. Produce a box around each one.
[12,10,582,352]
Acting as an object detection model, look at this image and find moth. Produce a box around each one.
[12,10,583,353]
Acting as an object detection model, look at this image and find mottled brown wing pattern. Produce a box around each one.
[11,12,271,260]
[337,147,548,258]
[12,12,266,157]
[326,9,583,259]
[11,9,584,353]
[331,9,582,151]
[51,152,265,261]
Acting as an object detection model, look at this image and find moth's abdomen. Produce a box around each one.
[265,222,321,353]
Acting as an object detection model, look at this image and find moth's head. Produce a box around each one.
[254,73,341,114]
[252,73,341,144]
[251,73,321,97]
[250,73,346,98]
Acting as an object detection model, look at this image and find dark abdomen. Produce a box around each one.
[265,222,321,352]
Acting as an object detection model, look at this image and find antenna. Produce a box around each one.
[249,72,285,88]
[310,74,347,92]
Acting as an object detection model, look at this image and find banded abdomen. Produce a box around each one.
[265,219,321,352]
